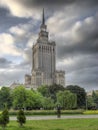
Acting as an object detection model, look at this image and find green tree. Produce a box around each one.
[32,92,44,109]
[37,85,49,97]
[17,109,26,127]
[12,86,26,109]
[0,87,12,110]
[38,84,65,109]
[25,90,44,109]
[0,108,9,130]
[38,84,65,103]
[12,86,44,110]
[92,91,98,108]
[42,97,54,109]
[87,95,96,109]
[66,85,86,108]
[0,115,4,130]
[24,90,35,110]
[48,84,65,102]
[56,90,77,109]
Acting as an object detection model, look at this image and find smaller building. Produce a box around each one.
[31,70,44,89]
[10,82,23,89]
[24,70,65,89]
[55,71,65,87]
[25,74,31,85]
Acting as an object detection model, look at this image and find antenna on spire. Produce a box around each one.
[42,8,45,25]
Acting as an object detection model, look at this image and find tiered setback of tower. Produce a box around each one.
[25,9,65,90]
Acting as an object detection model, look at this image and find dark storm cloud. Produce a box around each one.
[0,8,30,32]
[66,66,98,90]
[18,0,98,7]
[57,54,98,73]
[0,7,9,17]
[57,15,98,60]
[0,57,12,68]
[57,38,98,60]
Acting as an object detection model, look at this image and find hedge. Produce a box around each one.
[83,110,98,115]
[8,109,84,116]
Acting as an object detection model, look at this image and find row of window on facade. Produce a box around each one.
[33,46,55,53]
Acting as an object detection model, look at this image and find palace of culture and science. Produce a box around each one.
[24,9,65,90]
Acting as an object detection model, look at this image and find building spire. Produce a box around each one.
[42,8,45,25]
[40,8,47,32]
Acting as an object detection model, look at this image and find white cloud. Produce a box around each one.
[47,7,97,48]
[0,0,40,18]
[9,26,26,36]
[0,33,21,56]
[9,20,38,47]
[27,33,37,48]
[0,68,25,86]
[0,33,14,44]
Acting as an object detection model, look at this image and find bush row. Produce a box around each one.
[8,109,84,116]
[83,110,98,114]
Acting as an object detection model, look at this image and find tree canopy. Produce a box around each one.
[0,84,88,110]
[56,90,77,109]
[38,84,65,102]
[66,85,86,108]
[0,87,12,110]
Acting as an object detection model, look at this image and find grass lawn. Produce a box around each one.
[3,118,98,130]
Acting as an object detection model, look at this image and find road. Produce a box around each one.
[10,115,98,120]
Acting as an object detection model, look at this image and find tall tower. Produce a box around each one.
[25,9,65,90]
[31,9,56,89]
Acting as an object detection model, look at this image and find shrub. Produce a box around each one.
[17,109,26,127]
[0,108,9,130]
[83,110,98,114]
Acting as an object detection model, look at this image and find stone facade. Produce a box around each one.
[25,9,65,89]
[55,71,65,87]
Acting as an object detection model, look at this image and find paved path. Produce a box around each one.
[10,115,98,120]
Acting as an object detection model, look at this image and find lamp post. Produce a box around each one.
[57,104,61,118]
[86,94,88,110]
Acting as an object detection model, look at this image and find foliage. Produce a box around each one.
[6,109,83,116]
[87,96,96,109]
[92,91,98,108]
[0,85,87,110]
[24,90,35,110]
[24,90,43,109]
[0,115,4,129]
[37,85,49,97]
[31,92,43,109]
[38,84,65,103]
[56,90,77,109]
[0,108,9,130]
[12,86,26,109]
[66,85,86,108]
[42,97,54,109]
[0,87,12,110]
[83,110,98,114]
[48,84,65,102]
[17,109,26,127]
[12,86,44,110]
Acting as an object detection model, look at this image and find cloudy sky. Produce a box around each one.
[0,0,98,91]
